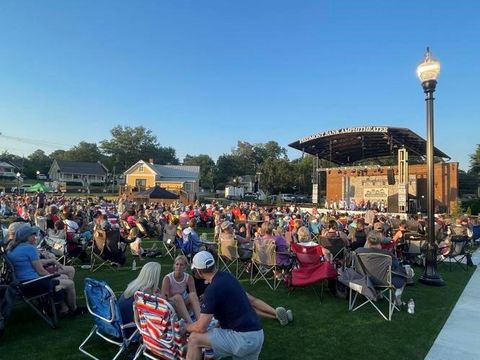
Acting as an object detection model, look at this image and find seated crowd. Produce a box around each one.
[1,190,478,358]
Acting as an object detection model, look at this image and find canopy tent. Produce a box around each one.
[25,183,49,193]
[135,186,179,200]
[289,126,450,165]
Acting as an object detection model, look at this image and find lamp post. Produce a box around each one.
[16,172,21,192]
[417,47,445,286]
[36,170,40,179]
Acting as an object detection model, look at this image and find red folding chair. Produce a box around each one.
[288,243,337,300]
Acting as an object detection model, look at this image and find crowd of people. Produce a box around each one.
[1,190,478,359]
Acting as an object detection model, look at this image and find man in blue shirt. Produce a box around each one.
[186,251,263,360]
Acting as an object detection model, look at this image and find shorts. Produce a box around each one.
[208,328,264,360]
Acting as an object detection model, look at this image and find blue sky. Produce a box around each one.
[0,1,478,169]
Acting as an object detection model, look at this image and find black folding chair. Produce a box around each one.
[439,235,471,271]
[0,251,62,329]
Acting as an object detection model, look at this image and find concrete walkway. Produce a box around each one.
[424,249,480,360]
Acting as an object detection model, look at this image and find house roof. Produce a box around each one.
[54,160,108,175]
[0,161,16,168]
[289,126,450,165]
[152,165,200,180]
[124,161,200,181]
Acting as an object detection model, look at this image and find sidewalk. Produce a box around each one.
[424,249,480,360]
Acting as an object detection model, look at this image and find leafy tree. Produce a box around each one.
[470,144,480,175]
[291,156,313,194]
[258,158,295,194]
[214,154,246,189]
[24,149,51,178]
[100,125,178,171]
[65,142,104,162]
[183,154,215,190]
[49,149,68,160]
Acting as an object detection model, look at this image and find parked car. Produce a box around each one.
[279,193,295,202]
[294,194,312,203]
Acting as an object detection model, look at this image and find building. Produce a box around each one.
[124,160,200,202]
[289,126,458,212]
[48,160,109,186]
[0,161,19,178]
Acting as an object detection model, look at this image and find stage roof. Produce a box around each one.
[289,126,449,165]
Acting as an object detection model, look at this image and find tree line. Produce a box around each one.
[1,125,315,195]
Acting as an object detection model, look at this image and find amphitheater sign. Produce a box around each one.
[299,126,388,144]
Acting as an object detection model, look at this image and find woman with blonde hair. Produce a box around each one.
[161,255,201,324]
[118,262,162,327]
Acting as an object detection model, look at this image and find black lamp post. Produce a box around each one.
[16,172,21,192]
[417,47,445,286]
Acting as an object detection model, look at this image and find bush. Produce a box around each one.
[461,199,480,216]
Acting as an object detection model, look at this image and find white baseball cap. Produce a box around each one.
[191,251,215,270]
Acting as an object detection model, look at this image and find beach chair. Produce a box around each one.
[79,278,138,360]
[132,291,214,360]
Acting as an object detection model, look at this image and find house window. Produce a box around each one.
[135,179,146,190]
[139,165,144,173]
[184,182,192,191]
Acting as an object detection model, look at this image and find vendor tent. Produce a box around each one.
[26,183,49,192]
[135,186,179,203]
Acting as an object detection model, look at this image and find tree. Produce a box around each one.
[100,125,178,171]
[258,158,294,194]
[470,144,480,175]
[49,149,67,160]
[214,154,246,189]
[183,154,215,190]
[24,149,51,178]
[291,156,313,194]
[65,142,104,162]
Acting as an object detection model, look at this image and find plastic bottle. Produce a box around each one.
[407,299,415,314]
[132,259,137,271]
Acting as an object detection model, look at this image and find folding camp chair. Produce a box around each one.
[132,291,214,360]
[0,251,62,329]
[288,243,337,300]
[79,278,138,360]
[90,229,126,272]
[162,225,178,260]
[250,238,280,290]
[218,238,249,279]
[309,221,322,242]
[346,251,400,321]
[438,235,471,271]
[319,235,347,268]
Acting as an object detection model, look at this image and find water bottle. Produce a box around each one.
[407,299,415,314]
[132,259,137,271]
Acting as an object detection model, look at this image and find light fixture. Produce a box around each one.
[417,47,440,83]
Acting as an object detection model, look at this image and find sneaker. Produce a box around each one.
[275,307,288,326]
[286,309,293,322]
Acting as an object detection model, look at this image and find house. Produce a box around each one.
[124,160,200,202]
[48,160,109,186]
[0,161,20,178]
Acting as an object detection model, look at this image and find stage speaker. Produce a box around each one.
[387,169,395,185]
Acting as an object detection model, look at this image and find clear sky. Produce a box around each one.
[0,0,478,169]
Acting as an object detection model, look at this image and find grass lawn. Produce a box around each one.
[0,236,475,360]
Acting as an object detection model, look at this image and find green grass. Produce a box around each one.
[0,236,475,360]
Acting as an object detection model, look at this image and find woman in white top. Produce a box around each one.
[161,255,201,324]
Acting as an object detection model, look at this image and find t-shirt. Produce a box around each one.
[7,243,40,282]
[201,272,261,332]
[117,293,135,325]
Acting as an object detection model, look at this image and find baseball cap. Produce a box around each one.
[191,251,215,270]
[15,224,37,242]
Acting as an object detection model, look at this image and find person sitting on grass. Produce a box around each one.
[118,261,162,335]
[161,255,201,324]
[186,251,264,360]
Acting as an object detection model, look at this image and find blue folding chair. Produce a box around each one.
[473,225,480,242]
[79,278,138,360]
